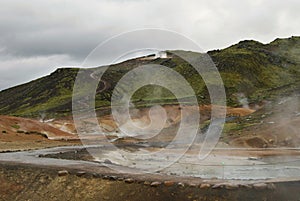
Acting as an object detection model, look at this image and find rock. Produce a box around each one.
[253,183,268,190]
[212,183,224,189]
[124,178,134,183]
[164,181,175,187]
[240,184,252,189]
[104,159,113,164]
[189,183,197,187]
[101,124,115,132]
[39,176,48,184]
[144,181,151,185]
[150,181,161,187]
[58,170,68,176]
[200,184,211,189]
[267,183,276,190]
[284,137,292,145]
[92,173,101,178]
[177,182,185,187]
[103,175,110,180]
[109,176,118,180]
[76,171,86,177]
[224,183,239,190]
[248,157,260,161]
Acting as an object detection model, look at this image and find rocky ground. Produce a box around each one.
[1,163,300,201]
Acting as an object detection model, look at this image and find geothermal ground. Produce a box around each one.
[0,103,300,200]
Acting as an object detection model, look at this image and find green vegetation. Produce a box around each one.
[208,37,300,106]
[0,68,79,117]
[0,36,299,117]
[10,124,20,129]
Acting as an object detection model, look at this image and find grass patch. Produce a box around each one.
[11,124,20,129]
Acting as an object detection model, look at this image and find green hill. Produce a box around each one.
[0,36,299,118]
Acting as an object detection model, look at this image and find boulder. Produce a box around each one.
[267,183,276,190]
[124,178,134,183]
[164,181,175,187]
[177,182,185,187]
[76,171,86,177]
[200,184,211,189]
[189,183,197,187]
[212,183,225,189]
[253,183,268,190]
[224,183,239,190]
[58,170,68,176]
[150,181,161,187]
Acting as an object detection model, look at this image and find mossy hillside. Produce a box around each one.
[94,53,209,108]
[0,36,299,117]
[209,37,300,106]
[0,68,79,117]
[269,36,300,64]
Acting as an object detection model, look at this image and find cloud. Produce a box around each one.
[0,0,299,90]
[0,54,77,90]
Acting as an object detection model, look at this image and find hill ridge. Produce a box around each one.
[0,36,299,117]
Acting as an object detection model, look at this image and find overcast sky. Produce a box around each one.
[0,0,299,90]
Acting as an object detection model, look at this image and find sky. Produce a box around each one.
[0,0,300,90]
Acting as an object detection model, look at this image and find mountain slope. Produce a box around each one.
[209,36,300,105]
[0,68,79,117]
[0,36,299,117]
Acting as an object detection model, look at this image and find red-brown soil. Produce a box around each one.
[0,104,257,152]
[0,115,80,152]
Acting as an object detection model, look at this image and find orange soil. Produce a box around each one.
[0,115,80,151]
[0,105,256,151]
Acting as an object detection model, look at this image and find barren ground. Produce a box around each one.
[1,103,300,200]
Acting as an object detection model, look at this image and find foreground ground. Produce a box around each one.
[1,162,300,201]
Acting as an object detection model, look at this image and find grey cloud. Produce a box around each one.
[0,54,77,90]
[0,0,299,90]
